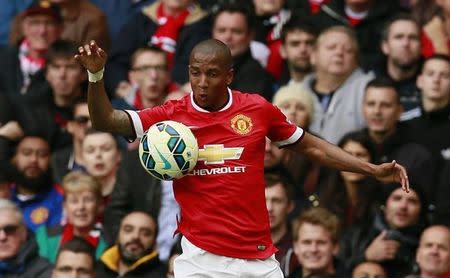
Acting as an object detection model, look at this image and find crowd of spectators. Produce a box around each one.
[0,0,449,277]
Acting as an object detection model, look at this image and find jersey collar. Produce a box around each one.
[190,88,233,113]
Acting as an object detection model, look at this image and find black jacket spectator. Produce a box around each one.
[1,236,53,278]
[232,49,274,101]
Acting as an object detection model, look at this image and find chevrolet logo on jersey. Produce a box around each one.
[198,144,244,165]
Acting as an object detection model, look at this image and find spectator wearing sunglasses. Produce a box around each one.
[51,99,91,184]
[0,198,53,278]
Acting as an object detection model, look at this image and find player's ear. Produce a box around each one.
[227,68,234,86]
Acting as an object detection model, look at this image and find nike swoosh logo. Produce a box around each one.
[155,147,171,170]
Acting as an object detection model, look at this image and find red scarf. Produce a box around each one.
[60,223,102,247]
[265,10,291,81]
[150,3,190,69]
[18,39,46,94]
[308,0,329,14]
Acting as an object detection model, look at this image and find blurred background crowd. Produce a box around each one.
[0,0,449,277]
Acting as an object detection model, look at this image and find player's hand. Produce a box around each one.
[365,230,400,261]
[374,160,409,193]
[74,40,107,73]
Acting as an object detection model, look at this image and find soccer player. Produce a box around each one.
[75,39,409,277]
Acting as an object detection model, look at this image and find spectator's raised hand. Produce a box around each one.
[74,40,107,73]
[0,121,24,141]
[365,230,400,262]
[374,160,410,193]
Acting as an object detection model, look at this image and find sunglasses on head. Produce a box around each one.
[0,224,19,236]
[73,116,90,124]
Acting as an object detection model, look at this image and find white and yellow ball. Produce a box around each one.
[139,121,198,180]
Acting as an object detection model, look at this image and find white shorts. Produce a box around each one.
[174,236,283,278]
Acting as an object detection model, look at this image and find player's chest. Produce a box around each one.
[175,111,267,147]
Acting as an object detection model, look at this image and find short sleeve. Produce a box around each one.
[266,102,304,148]
[125,104,172,138]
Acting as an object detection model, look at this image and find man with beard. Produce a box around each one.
[0,121,63,232]
[97,211,165,277]
[279,16,317,86]
[373,13,422,120]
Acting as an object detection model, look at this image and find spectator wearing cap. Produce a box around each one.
[338,184,429,278]
[0,0,63,96]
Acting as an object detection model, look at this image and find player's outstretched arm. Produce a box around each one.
[288,132,410,192]
[74,40,134,138]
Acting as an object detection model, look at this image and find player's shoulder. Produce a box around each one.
[231,90,270,105]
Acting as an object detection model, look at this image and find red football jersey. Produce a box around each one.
[126,89,304,259]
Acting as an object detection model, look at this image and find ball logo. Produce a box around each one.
[231,114,253,135]
[30,207,49,225]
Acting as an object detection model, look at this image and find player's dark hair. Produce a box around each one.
[281,15,318,44]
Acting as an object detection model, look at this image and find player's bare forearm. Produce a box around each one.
[87,80,134,138]
[289,132,376,176]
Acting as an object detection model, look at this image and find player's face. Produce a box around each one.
[64,191,100,231]
[281,30,315,73]
[382,20,421,68]
[118,213,156,262]
[129,51,169,103]
[312,31,358,77]
[0,209,27,261]
[384,188,421,229]
[81,133,121,179]
[294,223,337,273]
[352,262,387,278]
[46,57,86,98]
[277,99,310,127]
[22,14,61,52]
[417,59,450,102]
[363,87,402,135]
[189,52,233,111]
[340,140,371,183]
[416,227,450,276]
[253,0,284,15]
[52,250,95,278]
[213,12,252,57]
[12,137,50,179]
[265,183,292,231]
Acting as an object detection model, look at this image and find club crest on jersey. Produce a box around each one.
[231,114,253,135]
[30,207,49,225]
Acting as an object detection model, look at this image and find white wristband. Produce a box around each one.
[87,68,104,83]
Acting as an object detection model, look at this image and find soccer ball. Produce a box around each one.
[138,121,199,180]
